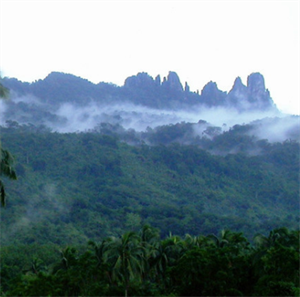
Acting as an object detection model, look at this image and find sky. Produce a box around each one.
[0,0,299,115]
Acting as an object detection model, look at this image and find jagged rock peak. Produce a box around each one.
[200,81,227,105]
[124,71,184,92]
[155,75,161,86]
[201,81,220,95]
[231,77,247,91]
[227,72,275,111]
[247,72,269,102]
[228,77,248,101]
[162,71,183,92]
[247,72,265,91]
[184,82,190,92]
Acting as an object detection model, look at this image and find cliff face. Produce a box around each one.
[162,71,184,92]
[123,71,276,111]
[227,73,275,111]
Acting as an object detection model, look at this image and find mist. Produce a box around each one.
[248,116,300,142]
[0,181,71,245]
[1,93,299,144]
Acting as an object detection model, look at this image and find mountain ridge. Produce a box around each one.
[2,70,277,111]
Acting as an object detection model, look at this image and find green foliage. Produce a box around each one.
[1,226,299,296]
[0,143,17,206]
[0,125,299,245]
[0,82,17,206]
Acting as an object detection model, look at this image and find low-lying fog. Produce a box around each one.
[1,94,299,143]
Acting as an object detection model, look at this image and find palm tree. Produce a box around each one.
[253,228,284,250]
[53,247,78,272]
[138,225,160,282]
[206,229,232,248]
[88,239,108,268]
[149,234,184,291]
[105,231,144,297]
[206,229,249,252]
[0,77,17,206]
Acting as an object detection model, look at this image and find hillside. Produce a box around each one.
[1,124,299,246]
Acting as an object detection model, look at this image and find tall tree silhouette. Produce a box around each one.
[0,78,17,206]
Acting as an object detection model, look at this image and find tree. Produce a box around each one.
[0,78,17,206]
[105,231,144,297]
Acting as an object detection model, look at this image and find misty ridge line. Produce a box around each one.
[4,71,276,110]
[0,70,299,144]
[1,70,276,111]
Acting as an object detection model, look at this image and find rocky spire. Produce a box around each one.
[162,71,183,92]
[247,72,269,102]
[226,73,276,111]
[231,77,247,92]
[155,75,161,86]
[184,82,190,93]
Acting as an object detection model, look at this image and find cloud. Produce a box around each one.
[249,116,300,142]
[2,94,298,144]
[50,101,282,134]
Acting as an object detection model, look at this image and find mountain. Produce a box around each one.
[1,71,299,297]
[2,70,276,109]
[0,71,299,246]
[1,70,287,136]
[227,73,274,110]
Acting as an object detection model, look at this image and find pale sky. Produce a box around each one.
[0,0,299,114]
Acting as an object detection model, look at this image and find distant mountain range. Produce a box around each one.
[2,71,276,111]
[1,71,299,145]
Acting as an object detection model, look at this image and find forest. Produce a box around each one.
[0,122,299,296]
[1,123,299,241]
[0,72,299,296]
[1,225,299,296]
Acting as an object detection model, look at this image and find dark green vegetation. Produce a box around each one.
[1,71,299,296]
[1,226,299,296]
[1,124,299,246]
[0,79,17,206]
[0,146,17,206]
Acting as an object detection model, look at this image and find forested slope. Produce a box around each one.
[1,124,298,247]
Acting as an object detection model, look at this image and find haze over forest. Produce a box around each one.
[1,71,299,144]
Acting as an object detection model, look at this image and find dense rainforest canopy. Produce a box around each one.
[1,124,299,244]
